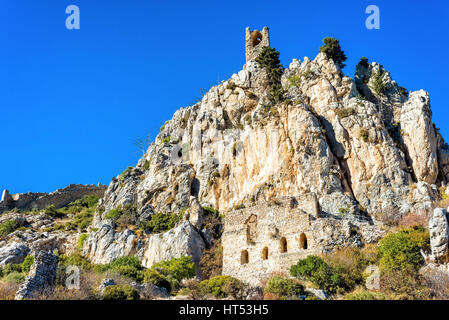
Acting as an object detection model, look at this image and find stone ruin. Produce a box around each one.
[0,184,107,214]
[245,26,270,64]
[15,250,59,300]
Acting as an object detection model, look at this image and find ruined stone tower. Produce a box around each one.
[245,27,270,63]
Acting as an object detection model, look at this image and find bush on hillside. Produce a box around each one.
[319,37,347,69]
[264,275,304,300]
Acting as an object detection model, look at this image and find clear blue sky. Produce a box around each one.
[1,0,448,194]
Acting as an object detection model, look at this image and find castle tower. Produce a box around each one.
[1,189,10,203]
[245,27,270,63]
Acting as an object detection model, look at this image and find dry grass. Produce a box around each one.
[398,212,429,229]
[0,281,20,300]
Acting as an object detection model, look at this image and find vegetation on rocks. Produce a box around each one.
[319,37,347,69]
[255,46,285,105]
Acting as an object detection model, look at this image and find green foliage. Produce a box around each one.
[58,252,92,271]
[78,234,89,250]
[120,166,133,181]
[138,212,182,234]
[161,136,171,144]
[21,255,34,274]
[0,219,19,238]
[255,46,285,105]
[4,272,26,284]
[334,108,356,120]
[44,205,64,218]
[319,37,347,69]
[358,56,369,68]
[345,289,387,300]
[202,206,218,216]
[264,275,304,299]
[399,86,409,97]
[143,160,150,171]
[290,255,344,294]
[105,208,122,221]
[151,256,195,282]
[288,75,301,88]
[102,284,140,300]
[371,70,387,96]
[67,195,99,209]
[359,128,369,142]
[199,275,245,299]
[378,226,430,273]
[95,256,145,283]
[144,270,172,292]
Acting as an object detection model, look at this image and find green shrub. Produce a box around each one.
[144,270,172,292]
[264,275,304,299]
[399,86,409,97]
[95,256,145,283]
[319,37,347,69]
[58,252,92,271]
[4,272,26,284]
[139,212,182,233]
[78,234,89,250]
[161,136,171,144]
[255,46,285,105]
[334,108,356,120]
[151,256,195,282]
[202,206,219,216]
[345,289,387,300]
[0,219,19,238]
[290,255,344,294]
[371,70,387,96]
[21,255,34,274]
[358,57,369,68]
[288,75,301,88]
[44,205,65,218]
[0,263,23,277]
[120,166,133,181]
[102,284,140,300]
[359,128,369,142]
[378,226,430,273]
[104,208,122,221]
[199,275,245,299]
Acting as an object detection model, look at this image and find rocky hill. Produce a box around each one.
[1,28,449,300]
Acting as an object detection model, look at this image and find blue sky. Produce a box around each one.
[1,0,448,194]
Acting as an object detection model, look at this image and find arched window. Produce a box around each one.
[280,237,287,253]
[262,247,269,260]
[299,233,308,250]
[241,250,249,264]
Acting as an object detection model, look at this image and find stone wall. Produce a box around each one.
[15,251,59,300]
[0,184,107,214]
[222,196,382,286]
[245,26,270,63]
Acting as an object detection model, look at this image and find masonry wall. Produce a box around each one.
[222,197,320,286]
[0,184,107,213]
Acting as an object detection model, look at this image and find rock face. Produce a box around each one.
[0,242,30,265]
[429,207,449,263]
[15,251,59,300]
[78,28,449,283]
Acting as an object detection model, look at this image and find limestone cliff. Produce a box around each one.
[83,36,449,278]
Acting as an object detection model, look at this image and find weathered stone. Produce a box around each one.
[429,207,449,263]
[0,242,30,265]
[15,251,59,300]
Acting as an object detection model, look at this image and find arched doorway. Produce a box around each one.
[241,250,249,264]
[299,233,308,249]
[280,237,287,253]
[262,247,269,260]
